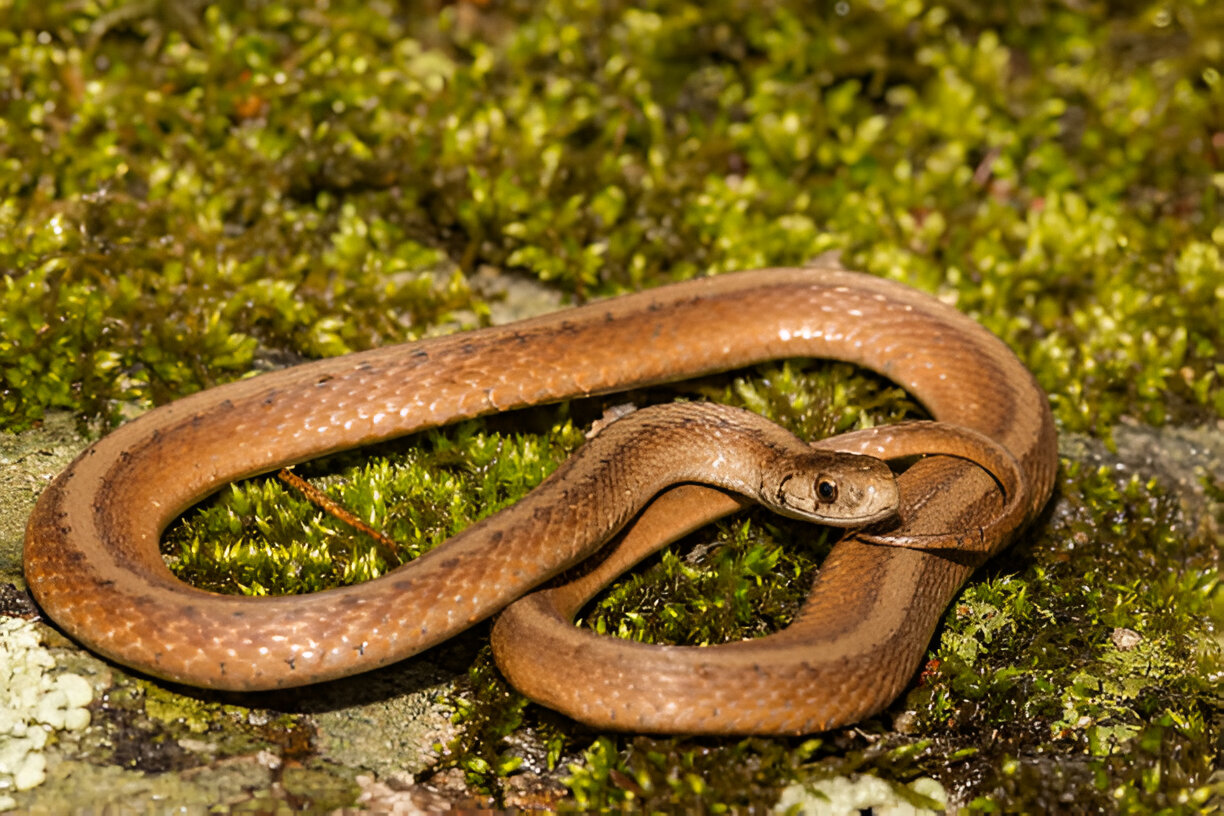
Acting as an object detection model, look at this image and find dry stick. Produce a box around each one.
[276,469,401,558]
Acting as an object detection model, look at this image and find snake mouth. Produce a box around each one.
[824,505,900,528]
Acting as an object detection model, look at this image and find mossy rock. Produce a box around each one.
[1,0,1220,812]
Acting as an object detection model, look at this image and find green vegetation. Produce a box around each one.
[2,0,1221,811]
[166,417,588,593]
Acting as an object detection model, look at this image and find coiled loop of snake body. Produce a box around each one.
[23,267,1057,735]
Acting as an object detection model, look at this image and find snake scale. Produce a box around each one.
[23,267,1057,735]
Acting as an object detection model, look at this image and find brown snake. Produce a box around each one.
[23,267,1057,735]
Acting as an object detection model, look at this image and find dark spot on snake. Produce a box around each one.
[219,399,233,411]
[413,349,429,359]
[286,657,296,670]
[441,557,460,569]
[776,474,792,505]
[263,391,277,405]
[357,361,374,371]
[231,610,245,618]
[218,662,226,675]
[59,549,85,566]
[356,643,365,655]
[180,605,198,619]
[315,375,333,386]
[460,342,476,354]
[490,530,503,544]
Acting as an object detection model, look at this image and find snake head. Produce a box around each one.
[763,451,899,527]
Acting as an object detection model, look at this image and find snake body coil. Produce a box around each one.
[23,267,1057,734]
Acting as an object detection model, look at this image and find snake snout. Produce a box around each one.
[840,469,901,525]
[821,456,900,526]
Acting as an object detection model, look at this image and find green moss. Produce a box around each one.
[3,0,1221,432]
[563,735,826,812]
[901,459,1222,812]
[142,682,225,736]
[443,649,541,797]
[5,0,1223,811]
[164,416,587,593]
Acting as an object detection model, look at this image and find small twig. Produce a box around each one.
[972,146,1001,187]
[276,469,401,557]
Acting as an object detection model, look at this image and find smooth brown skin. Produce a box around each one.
[23,267,1057,735]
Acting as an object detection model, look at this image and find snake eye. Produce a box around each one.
[816,478,838,503]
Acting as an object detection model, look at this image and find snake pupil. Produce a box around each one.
[817,479,838,503]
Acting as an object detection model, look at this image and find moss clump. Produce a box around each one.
[564,735,826,812]
[0,1,482,430]
[164,417,586,593]
[902,459,1221,812]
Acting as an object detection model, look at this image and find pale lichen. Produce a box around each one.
[0,618,93,810]
[773,775,947,816]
